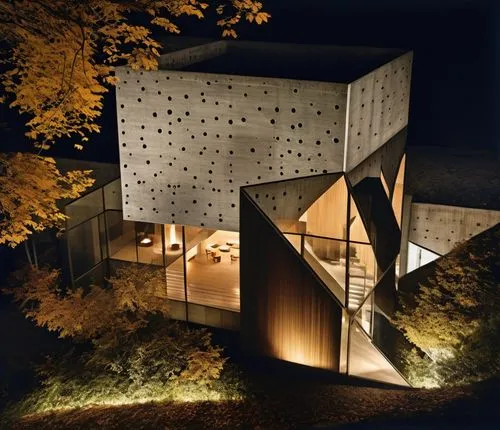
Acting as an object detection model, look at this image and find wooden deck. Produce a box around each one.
[166,253,240,312]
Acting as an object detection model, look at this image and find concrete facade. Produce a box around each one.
[407,203,500,256]
[115,40,412,231]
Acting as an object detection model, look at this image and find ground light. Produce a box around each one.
[10,381,244,418]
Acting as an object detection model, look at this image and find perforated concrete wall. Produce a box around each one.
[158,41,228,70]
[345,53,412,172]
[408,203,500,255]
[347,128,406,189]
[116,69,347,231]
[244,173,342,223]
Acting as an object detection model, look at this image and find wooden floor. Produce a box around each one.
[109,230,241,312]
[166,230,240,312]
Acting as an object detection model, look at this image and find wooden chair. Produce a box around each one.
[230,248,240,263]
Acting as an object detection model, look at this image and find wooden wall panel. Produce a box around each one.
[240,192,342,371]
[306,176,348,241]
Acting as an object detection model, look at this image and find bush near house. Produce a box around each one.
[395,224,500,386]
[3,264,230,417]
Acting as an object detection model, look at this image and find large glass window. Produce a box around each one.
[349,197,370,243]
[103,179,122,211]
[392,155,406,228]
[137,222,163,266]
[184,227,240,312]
[106,210,137,263]
[164,223,186,303]
[67,216,102,279]
[407,242,440,274]
[303,235,346,304]
[66,188,103,229]
[348,241,377,308]
[304,176,348,241]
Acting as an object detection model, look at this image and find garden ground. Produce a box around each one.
[5,375,499,429]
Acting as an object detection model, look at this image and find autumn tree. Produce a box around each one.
[394,224,500,385]
[0,1,268,249]
[0,0,270,149]
[7,263,226,397]
[0,153,94,255]
[8,263,169,342]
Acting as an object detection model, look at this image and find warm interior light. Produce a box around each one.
[140,237,152,245]
[169,224,177,244]
[169,224,180,250]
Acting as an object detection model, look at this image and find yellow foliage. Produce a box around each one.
[8,264,170,341]
[0,0,270,148]
[0,153,94,247]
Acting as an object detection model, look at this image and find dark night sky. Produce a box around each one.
[0,0,496,162]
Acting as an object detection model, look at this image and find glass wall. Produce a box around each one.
[66,188,104,229]
[105,210,136,262]
[184,227,240,312]
[303,235,346,303]
[392,155,406,228]
[65,178,122,286]
[67,215,103,280]
[407,241,440,274]
[136,222,163,266]
[304,176,348,240]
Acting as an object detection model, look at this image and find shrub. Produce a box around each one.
[395,224,500,385]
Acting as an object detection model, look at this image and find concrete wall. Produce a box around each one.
[346,128,406,189]
[244,173,341,223]
[408,203,500,256]
[116,68,347,231]
[345,53,412,172]
[158,41,228,70]
[116,43,412,231]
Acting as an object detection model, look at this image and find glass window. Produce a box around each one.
[74,261,106,289]
[164,224,184,266]
[392,155,406,228]
[137,222,163,266]
[165,225,186,304]
[380,171,390,198]
[105,211,137,263]
[65,188,104,229]
[348,242,377,310]
[99,213,108,260]
[302,235,346,304]
[407,242,440,274]
[304,176,348,241]
[284,233,301,253]
[184,227,240,312]
[67,217,102,279]
[103,179,122,211]
[349,197,370,243]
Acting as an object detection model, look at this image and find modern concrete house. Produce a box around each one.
[107,39,414,385]
[61,39,415,386]
[399,149,500,277]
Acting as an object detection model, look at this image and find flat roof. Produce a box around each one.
[406,147,500,211]
[161,39,405,83]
